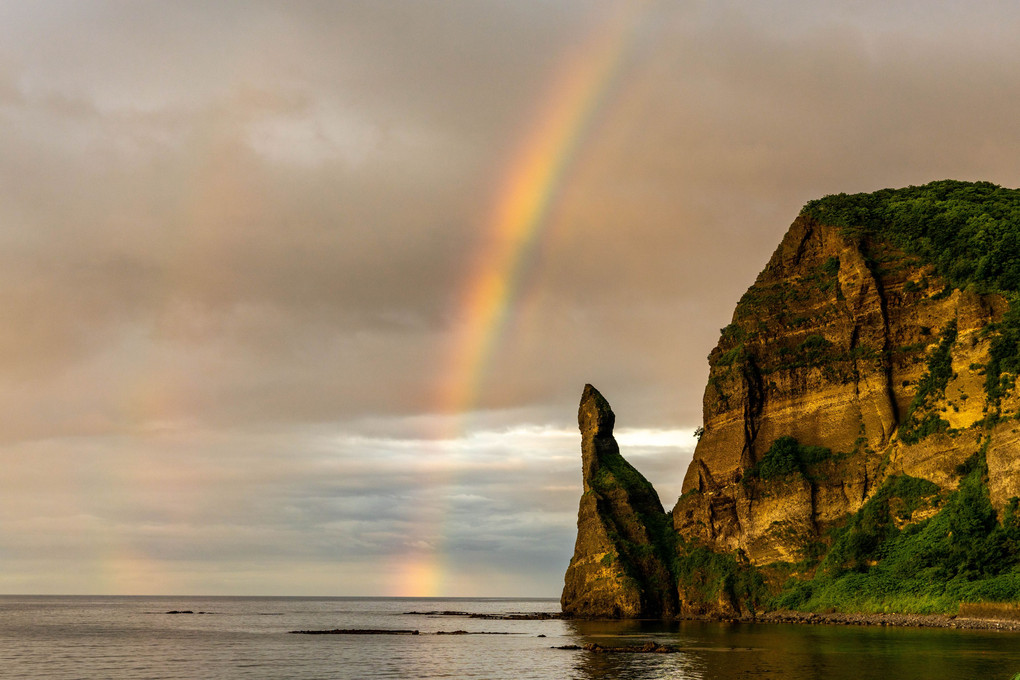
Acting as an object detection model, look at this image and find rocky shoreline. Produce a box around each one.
[288,628,521,635]
[289,628,421,635]
[402,608,1020,632]
[584,610,1020,631]
[756,610,1020,631]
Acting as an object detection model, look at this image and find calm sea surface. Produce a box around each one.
[2,596,1020,679]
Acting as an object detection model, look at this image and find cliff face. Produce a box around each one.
[563,181,1020,618]
[674,214,1011,565]
[561,385,677,618]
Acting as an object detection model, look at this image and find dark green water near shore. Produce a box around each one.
[2,596,1018,679]
[570,618,1020,679]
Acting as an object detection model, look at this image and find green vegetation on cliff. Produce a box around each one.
[589,446,679,594]
[805,180,1020,401]
[772,448,1020,614]
[803,180,1020,294]
[987,299,1020,401]
[697,435,1020,616]
[674,541,767,616]
[743,435,832,481]
[898,321,957,444]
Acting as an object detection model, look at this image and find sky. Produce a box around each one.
[1,1,1019,597]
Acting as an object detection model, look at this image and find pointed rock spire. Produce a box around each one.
[578,384,617,491]
[562,385,678,619]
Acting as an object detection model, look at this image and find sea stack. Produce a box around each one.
[561,385,678,618]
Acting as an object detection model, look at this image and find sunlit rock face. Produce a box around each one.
[561,385,677,619]
[673,215,1012,565]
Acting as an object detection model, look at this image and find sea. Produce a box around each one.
[2,596,1020,679]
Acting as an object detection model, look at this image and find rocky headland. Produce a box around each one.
[562,180,1020,620]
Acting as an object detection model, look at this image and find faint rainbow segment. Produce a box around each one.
[391,4,655,597]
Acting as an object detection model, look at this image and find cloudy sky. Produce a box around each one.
[1,1,1019,597]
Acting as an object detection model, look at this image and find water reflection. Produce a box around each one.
[562,619,1020,680]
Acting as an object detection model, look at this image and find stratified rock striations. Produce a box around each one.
[673,213,1003,564]
[563,181,1020,618]
[561,385,677,618]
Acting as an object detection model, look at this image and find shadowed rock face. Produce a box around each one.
[561,385,678,619]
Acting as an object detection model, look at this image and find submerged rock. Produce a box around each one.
[553,642,682,653]
[289,629,420,635]
[402,610,560,620]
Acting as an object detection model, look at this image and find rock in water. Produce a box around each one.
[561,385,678,618]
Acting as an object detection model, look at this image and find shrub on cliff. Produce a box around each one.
[743,436,832,481]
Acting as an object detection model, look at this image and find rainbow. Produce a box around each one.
[395,4,656,597]
[438,4,651,419]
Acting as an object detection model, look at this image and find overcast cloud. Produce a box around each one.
[0,1,1019,595]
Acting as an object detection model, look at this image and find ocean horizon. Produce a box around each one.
[3,595,1020,679]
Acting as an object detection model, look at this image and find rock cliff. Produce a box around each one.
[563,180,1020,618]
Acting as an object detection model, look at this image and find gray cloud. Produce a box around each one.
[0,1,1017,594]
